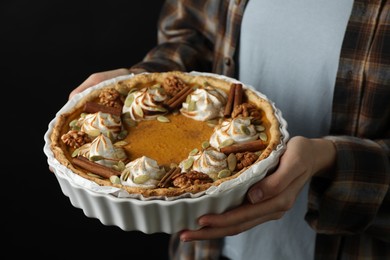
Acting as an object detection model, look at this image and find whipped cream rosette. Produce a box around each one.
[77,134,127,168]
[180,86,227,121]
[120,156,166,189]
[180,148,228,179]
[79,111,123,140]
[209,117,259,149]
[122,85,168,121]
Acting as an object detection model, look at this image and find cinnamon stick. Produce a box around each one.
[72,156,121,179]
[233,83,243,109]
[220,139,267,155]
[167,87,194,110]
[223,83,237,117]
[165,86,192,106]
[157,167,181,188]
[83,102,122,117]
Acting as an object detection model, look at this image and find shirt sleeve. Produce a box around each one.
[305,135,390,242]
[129,0,216,73]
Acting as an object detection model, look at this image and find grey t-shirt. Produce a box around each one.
[222,0,353,259]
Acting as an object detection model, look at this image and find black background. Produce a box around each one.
[5,0,172,258]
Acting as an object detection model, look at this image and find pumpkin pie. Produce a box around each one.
[50,71,282,198]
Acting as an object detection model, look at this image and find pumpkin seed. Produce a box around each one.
[218,169,231,178]
[186,94,192,104]
[240,125,251,135]
[69,119,78,129]
[112,166,123,174]
[114,149,126,159]
[157,115,170,123]
[189,148,199,156]
[219,138,234,148]
[71,148,80,158]
[90,155,104,162]
[121,170,130,181]
[255,125,265,132]
[259,132,268,141]
[114,140,128,147]
[87,173,103,179]
[123,116,138,127]
[201,141,210,150]
[134,106,144,117]
[133,174,150,184]
[128,88,138,94]
[251,118,262,125]
[86,129,100,137]
[110,175,121,184]
[117,130,128,140]
[152,106,168,112]
[227,153,237,171]
[183,157,194,171]
[117,161,125,171]
[188,100,197,111]
[124,94,134,107]
[106,131,114,140]
[207,119,218,128]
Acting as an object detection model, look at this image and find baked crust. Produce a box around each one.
[50,71,281,198]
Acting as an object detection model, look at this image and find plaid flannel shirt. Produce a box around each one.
[130,0,390,259]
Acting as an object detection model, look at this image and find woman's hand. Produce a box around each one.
[69,68,131,99]
[179,136,336,241]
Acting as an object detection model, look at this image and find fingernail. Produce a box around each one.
[198,218,207,227]
[180,235,191,242]
[248,188,263,203]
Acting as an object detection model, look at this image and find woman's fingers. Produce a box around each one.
[248,136,315,204]
[180,164,310,241]
[180,210,285,241]
[69,68,130,99]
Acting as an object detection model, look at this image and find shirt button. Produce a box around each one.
[224,57,231,66]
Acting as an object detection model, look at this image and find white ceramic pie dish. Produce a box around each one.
[43,71,289,234]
